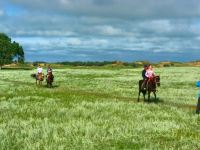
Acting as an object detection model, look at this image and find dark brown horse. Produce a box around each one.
[138,76,160,102]
[46,72,54,88]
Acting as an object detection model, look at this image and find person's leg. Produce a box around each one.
[145,78,149,89]
[141,79,146,89]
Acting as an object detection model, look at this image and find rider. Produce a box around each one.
[46,64,54,81]
[145,64,155,79]
[37,64,43,79]
[142,64,155,89]
[142,64,148,80]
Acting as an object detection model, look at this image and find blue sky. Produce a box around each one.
[1,0,200,62]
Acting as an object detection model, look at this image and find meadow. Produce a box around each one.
[0,66,200,150]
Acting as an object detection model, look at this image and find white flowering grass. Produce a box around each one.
[0,67,199,149]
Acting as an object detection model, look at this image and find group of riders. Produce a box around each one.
[141,64,155,90]
[36,64,54,82]
[35,63,154,88]
[35,63,200,114]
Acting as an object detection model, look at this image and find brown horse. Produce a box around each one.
[46,72,54,88]
[31,73,44,85]
[138,76,160,102]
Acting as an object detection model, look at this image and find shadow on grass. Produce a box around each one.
[1,78,60,89]
[141,97,197,111]
[143,97,164,104]
[44,84,60,89]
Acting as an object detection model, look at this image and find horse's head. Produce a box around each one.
[155,75,160,86]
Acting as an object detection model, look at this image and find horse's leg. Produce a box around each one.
[47,80,49,87]
[143,91,146,101]
[138,81,142,102]
[148,91,150,102]
[153,92,156,100]
[138,90,141,102]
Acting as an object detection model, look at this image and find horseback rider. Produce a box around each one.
[141,65,148,89]
[145,64,155,79]
[46,64,54,81]
[47,64,52,73]
[142,64,148,80]
[142,64,155,89]
[37,64,43,79]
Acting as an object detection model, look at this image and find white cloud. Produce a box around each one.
[13,36,109,51]
[67,38,81,46]
[94,25,123,36]
[0,10,4,16]
[10,0,200,19]
[15,30,75,36]
[2,0,200,62]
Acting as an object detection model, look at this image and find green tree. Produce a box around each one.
[0,33,24,68]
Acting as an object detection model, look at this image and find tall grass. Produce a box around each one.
[0,67,199,149]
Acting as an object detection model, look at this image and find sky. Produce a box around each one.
[0,0,200,62]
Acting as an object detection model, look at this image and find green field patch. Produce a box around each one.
[64,73,112,79]
[0,67,199,149]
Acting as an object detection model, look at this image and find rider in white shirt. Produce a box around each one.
[37,64,43,79]
[37,66,43,73]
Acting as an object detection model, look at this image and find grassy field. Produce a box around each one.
[0,67,200,149]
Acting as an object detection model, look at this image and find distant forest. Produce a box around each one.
[31,60,192,67]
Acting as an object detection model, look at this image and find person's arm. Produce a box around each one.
[145,71,149,78]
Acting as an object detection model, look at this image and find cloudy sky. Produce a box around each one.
[1,0,200,62]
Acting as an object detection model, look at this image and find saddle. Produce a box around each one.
[142,77,154,89]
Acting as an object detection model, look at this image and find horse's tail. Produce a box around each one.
[31,73,36,79]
